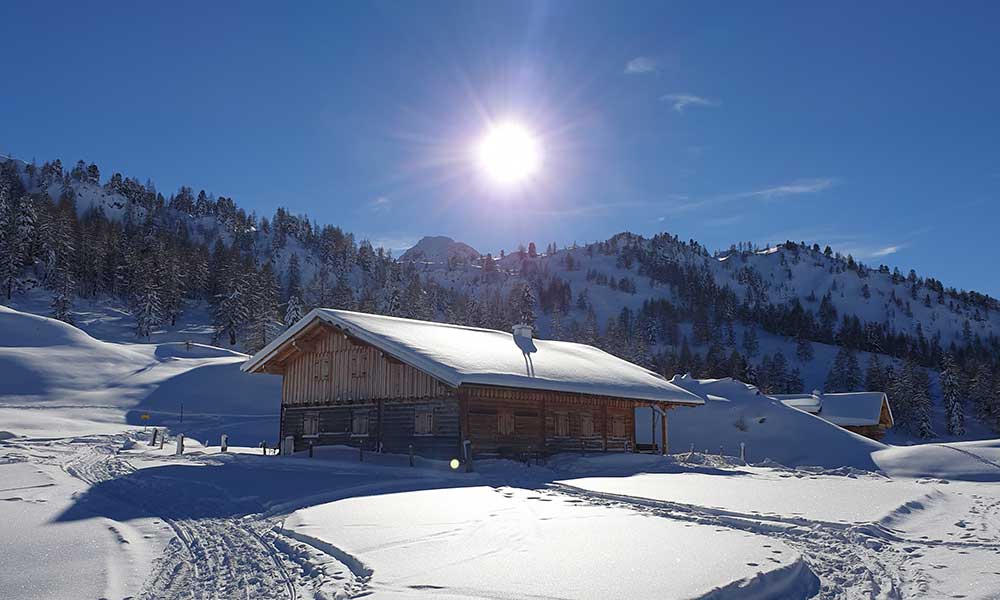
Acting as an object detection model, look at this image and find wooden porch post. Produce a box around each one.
[661,410,668,456]
[601,402,608,451]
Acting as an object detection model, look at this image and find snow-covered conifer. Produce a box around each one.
[940,354,965,435]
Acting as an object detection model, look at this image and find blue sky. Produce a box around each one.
[1,1,998,295]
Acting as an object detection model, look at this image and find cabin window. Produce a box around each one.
[498,411,515,436]
[579,412,594,437]
[610,414,627,438]
[321,356,331,382]
[554,412,570,437]
[351,410,370,437]
[303,412,320,437]
[414,409,434,436]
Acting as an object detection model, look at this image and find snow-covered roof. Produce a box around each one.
[243,309,703,405]
[771,392,890,427]
[668,374,763,401]
[770,393,822,414]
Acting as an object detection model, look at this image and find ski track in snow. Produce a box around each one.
[548,482,1000,600]
[7,432,1000,599]
[938,444,1000,472]
[11,433,368,600]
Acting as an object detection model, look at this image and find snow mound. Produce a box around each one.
[399,235,481,264]
[0,305,280,443]
[873,439,1000,482]
[656,375,886,470]
[0,304,105,349]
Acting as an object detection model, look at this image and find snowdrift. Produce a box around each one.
[0,305,280,443]
[642,375,886,470]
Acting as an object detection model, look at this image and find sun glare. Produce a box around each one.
[475,121,542,185]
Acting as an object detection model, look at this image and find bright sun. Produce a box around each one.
[475,121,542,185]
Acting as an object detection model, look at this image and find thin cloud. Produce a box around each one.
[625,56,657,74]
[368,196,391,212]
[736,178,836,200]
[707,214,743,227]
[661,93,719,112]
[660,178,838,216]
[871,245,905,257]
[530,200,646,218]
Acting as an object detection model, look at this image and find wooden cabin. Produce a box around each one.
[242,309,703,460]
[772,391,894,441]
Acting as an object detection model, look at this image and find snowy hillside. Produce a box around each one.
[2,154,999,442]
[0,305,280,444]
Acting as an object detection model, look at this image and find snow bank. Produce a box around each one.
[873,439,1000,482]
[645,376,886,470]
[0,305,280,444]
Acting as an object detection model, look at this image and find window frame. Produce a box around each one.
[351,410,370,438]
[610,414,628,438]
[553,411,570,437]
[302,411,320,438]
[497,411,515,437]
[413,408,435,436]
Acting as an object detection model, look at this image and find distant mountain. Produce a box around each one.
[400,236,481,265]
[2,153,999,441]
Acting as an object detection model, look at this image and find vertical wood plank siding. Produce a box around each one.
[280,328,449,405]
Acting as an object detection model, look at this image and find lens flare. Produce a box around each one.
[449,458,461,470]
[476,121,542,185]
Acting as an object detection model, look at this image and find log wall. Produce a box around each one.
[460,385,638,456]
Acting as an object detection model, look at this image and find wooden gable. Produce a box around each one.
[277,323,454,406]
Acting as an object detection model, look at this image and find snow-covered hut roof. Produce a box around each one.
[771,392,891,427]
[243,309,703,405]
[770,393,822,414]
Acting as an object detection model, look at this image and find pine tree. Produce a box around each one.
[246,263,282,352]
[214,268,251,346]
[771,350,790,392]
[845,348,861,391]
[133,278,163,339]
[795,336,814,362]
[284,294,304,327]
[0,188,35,299]
[331,271,354,310]
[787,368,804,393]
[549,305,564,340]
[515,283,536,326]
[286,253,302,300]
[160,251,186,326]
[742,326,759,358]
[887,363,911,431]
[864,353,885,392]
[940,353,965,436]
[970,362,995,422]
[911,365,934,438]
[47,211,76,323]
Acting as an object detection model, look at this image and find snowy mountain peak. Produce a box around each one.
[400,236,481,264]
